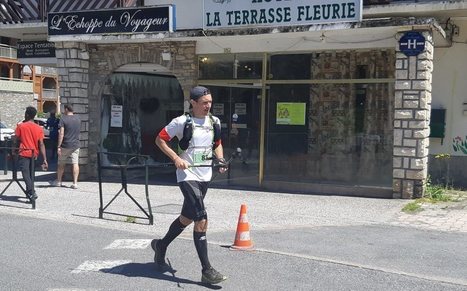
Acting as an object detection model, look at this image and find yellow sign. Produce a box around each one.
[276,102,306,125]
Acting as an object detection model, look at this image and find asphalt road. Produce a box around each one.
[1,212,466,291]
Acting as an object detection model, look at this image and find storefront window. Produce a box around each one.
[264,52,394,187]
[100,71,184,164]
[198,54,262,80]
[199,50,395,189]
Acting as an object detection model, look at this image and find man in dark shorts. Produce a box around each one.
[154,86,228,285]
[15,106,48,200]
[50,104,81,189]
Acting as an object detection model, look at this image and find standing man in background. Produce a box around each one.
[15,106,48,200]
[50,104,81,189]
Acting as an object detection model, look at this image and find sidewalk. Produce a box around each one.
[0,170,465,236]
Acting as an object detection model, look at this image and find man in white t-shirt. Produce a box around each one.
[154,86,228,285]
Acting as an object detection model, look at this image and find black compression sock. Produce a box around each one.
[160,218,186,248]
[194,231,211,271]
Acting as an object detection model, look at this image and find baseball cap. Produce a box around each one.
[190,86,210,100]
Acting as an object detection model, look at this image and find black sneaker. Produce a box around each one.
[150,239,170,270]
[201,267,227,285]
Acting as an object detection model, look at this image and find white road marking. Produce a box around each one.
[71,260,132,274]
[103,239,151,249]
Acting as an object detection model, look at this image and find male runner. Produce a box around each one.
[153,86,228,285]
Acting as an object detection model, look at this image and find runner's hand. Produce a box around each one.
[174,156,189,169]
[217,158,228,173]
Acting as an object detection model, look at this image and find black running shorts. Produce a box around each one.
[179,181,209,221]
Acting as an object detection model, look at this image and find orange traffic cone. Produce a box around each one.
[230,204,254,250]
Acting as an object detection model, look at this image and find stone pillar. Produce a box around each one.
[55,42,90,175]
[393,31,433,199]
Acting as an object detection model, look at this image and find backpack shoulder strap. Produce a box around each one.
[178,112,193,151]
[210,113,221,147]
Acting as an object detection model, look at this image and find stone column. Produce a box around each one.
[393,31,433,199]
[55,41,90,176]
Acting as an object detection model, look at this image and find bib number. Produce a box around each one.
[193,149,212,166]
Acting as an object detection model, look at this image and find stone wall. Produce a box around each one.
[55,42,90,176]
[393,31,433,198]
[0,91,35,127]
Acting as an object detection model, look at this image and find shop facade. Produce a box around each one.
[38,1,466,198]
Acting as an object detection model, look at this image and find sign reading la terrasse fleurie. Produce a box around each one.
[204,0,362,29]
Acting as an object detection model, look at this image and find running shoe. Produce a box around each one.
[70,183,78,189]
[150,239,171,270]
[201,267,227,284]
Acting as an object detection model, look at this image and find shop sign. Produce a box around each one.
[399,31,425,57]
[48,5,175,36]
[204,0,362,29]
[17,41,55,58]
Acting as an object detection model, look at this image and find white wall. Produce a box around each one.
[430,19,467,156]
[145,0,203,29]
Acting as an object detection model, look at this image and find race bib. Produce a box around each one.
[193,148,212,166]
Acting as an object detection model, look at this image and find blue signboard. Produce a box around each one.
[48,6,175,36]
[399,31,425,57]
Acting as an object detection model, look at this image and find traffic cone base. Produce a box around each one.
[231,204,254,250]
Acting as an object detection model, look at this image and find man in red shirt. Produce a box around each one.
[15,106,48,200]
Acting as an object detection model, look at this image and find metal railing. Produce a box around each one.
[0,145,36,209]
[0,44,17,59]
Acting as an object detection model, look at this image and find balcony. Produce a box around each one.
[0,44,17,59]
[0,0,142,24]
[41,88,58,100]
[0,77,33,93]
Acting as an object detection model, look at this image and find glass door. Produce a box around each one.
[208,85,261,188]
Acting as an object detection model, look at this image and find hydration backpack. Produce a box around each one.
[178,113,221,150]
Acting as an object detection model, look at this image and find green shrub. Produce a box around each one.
[402,201,422,213]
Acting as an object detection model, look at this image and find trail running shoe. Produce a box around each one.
[201,267,227,285]
[150,239,170,270]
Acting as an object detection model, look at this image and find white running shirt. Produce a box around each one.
[164,114,221,182]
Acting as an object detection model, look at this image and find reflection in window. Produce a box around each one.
[199,54,262,80]
[264,51,394,187]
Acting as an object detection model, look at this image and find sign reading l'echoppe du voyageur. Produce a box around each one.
[204,0,362,29]
[48,5,175,36]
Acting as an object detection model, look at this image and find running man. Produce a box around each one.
[153,86,228,285]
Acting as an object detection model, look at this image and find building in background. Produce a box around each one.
[0,38,59,127]
[1,0,466,198]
